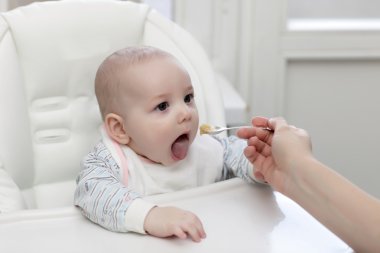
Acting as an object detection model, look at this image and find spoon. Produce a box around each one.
[199,124,250,135]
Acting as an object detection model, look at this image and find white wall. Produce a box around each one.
[174,0,380,198]
[0,0,8,12]
[288,0,380,19]
[285,59,380,197]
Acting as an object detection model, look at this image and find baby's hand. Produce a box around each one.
[144,206,206,242]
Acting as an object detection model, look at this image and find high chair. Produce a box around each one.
[0,0,225,211]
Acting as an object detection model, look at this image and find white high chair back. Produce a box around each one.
[0,0,225,210]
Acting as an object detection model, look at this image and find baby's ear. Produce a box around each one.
[104,113,130,145]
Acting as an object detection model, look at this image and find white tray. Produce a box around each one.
[0,178,353,253]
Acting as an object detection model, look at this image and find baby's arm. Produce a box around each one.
[75,142,205,241]
[74,142,144,232]
[214,135,262,183]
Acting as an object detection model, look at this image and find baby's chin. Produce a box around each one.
[137,153,183,166]
[161,159,179,166]
[156,151,190,166]
[161,153,187,166]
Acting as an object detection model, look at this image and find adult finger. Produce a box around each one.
[252,116,270,128]
[244,145,260,162]
[237,126,273,144]
[247,137,272,157]
[253,170,265,182]
[268,117,288,131]
[236,126,256,140]
[237,116,270,139]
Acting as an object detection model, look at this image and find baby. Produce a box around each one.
[74,46,259,242]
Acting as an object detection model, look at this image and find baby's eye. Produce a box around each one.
[184,93,194,103]
[156,102,169,111]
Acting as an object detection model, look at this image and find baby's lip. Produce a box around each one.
[171,132,190,161]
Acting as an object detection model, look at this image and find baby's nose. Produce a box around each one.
[177,105,192,123]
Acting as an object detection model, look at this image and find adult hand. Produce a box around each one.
[237,116,312,194]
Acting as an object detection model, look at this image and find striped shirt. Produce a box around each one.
[74,134,258,233]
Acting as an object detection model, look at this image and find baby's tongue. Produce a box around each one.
[171,135,189,160]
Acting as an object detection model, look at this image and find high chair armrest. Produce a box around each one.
[0,165,26,213]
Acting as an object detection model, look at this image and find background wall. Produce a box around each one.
[173,0,380,198]
[288,0,380,19]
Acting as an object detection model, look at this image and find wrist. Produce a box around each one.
[283,155,318,200]
[125,199,156,234]
[143,206,158,235]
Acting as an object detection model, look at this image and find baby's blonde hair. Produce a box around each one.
[95,46,173,120]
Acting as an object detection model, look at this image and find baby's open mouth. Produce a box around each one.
[171,133,190,160]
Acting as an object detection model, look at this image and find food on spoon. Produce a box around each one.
[200,124,214,135]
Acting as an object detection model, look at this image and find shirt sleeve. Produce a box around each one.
[74,141,155,233]
[212,135,264,184]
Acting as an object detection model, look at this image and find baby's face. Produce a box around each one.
[119,56,199,165]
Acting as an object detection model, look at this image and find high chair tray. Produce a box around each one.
[0,178,352,253]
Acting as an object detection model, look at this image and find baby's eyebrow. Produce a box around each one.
[185,86,194,93]
[154,94,168,100]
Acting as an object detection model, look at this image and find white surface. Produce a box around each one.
[217,73,248,126]
[0,178,353,253]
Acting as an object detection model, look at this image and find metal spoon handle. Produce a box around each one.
[209,126,251,135]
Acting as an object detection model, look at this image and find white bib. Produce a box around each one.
[101,127,224,196]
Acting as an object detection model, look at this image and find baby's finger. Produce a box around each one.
[189,216,206,242]
[183,225,202,242]
[194,220,207,239]
[173,226,187,240]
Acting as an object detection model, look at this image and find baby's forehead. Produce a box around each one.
[114,53,171,77]
[119,54,185,78]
